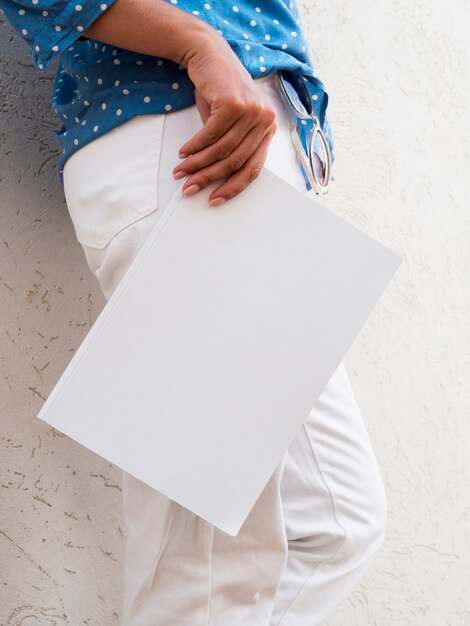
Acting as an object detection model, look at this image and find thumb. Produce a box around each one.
[194,88,211,124]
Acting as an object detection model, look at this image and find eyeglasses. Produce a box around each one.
[274,69,332,195]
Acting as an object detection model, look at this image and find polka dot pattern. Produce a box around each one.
[0,0,332,185]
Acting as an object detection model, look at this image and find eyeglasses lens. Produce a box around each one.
[282,76,310,117]
[311,131,327,185]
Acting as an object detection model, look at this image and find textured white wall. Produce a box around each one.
[1,1,469,624]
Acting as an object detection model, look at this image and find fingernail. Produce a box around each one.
[179,151,188,158]
[173,170,186,180]
[183,184,200,196]
[209,197,225,207]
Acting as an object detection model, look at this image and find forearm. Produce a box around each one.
[82,0,216,67]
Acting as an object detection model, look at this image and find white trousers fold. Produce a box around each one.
[63,72,387,626]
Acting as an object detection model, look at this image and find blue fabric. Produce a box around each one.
[0,0,334,189]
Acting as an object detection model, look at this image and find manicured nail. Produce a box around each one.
[173,170,186,180]
[209,197,225,207]
[183,184,200,196]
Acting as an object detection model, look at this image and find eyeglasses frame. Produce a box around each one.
[274,69,332,195]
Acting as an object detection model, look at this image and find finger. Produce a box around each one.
[206,126,276,205]
[174,114,257,177]
[178,97,261,157]
[181,120,275,195]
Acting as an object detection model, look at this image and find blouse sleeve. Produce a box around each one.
[0,0,119,72]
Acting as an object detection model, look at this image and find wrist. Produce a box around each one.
[175,23,219,69]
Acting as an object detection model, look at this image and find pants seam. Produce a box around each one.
[146,499,177,591]
[207,524,215,626]
[276,421,349,625]
[156,111,167,212]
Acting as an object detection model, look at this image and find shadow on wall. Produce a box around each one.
[0,18,123,625]
[1,16,63,200]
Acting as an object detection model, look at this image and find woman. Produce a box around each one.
[0,0,387,623]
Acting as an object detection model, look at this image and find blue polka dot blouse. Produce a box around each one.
[0,0,334,188]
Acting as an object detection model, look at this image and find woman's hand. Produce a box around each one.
[173,33,278,206]
[82,0,277,206]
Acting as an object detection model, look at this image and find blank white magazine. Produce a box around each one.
[37,166,402,536]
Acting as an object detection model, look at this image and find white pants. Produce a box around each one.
[63,72,387,626]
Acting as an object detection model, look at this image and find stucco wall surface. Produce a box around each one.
[1,1,469,624]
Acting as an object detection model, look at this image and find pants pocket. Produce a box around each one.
[62,113,166,250]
